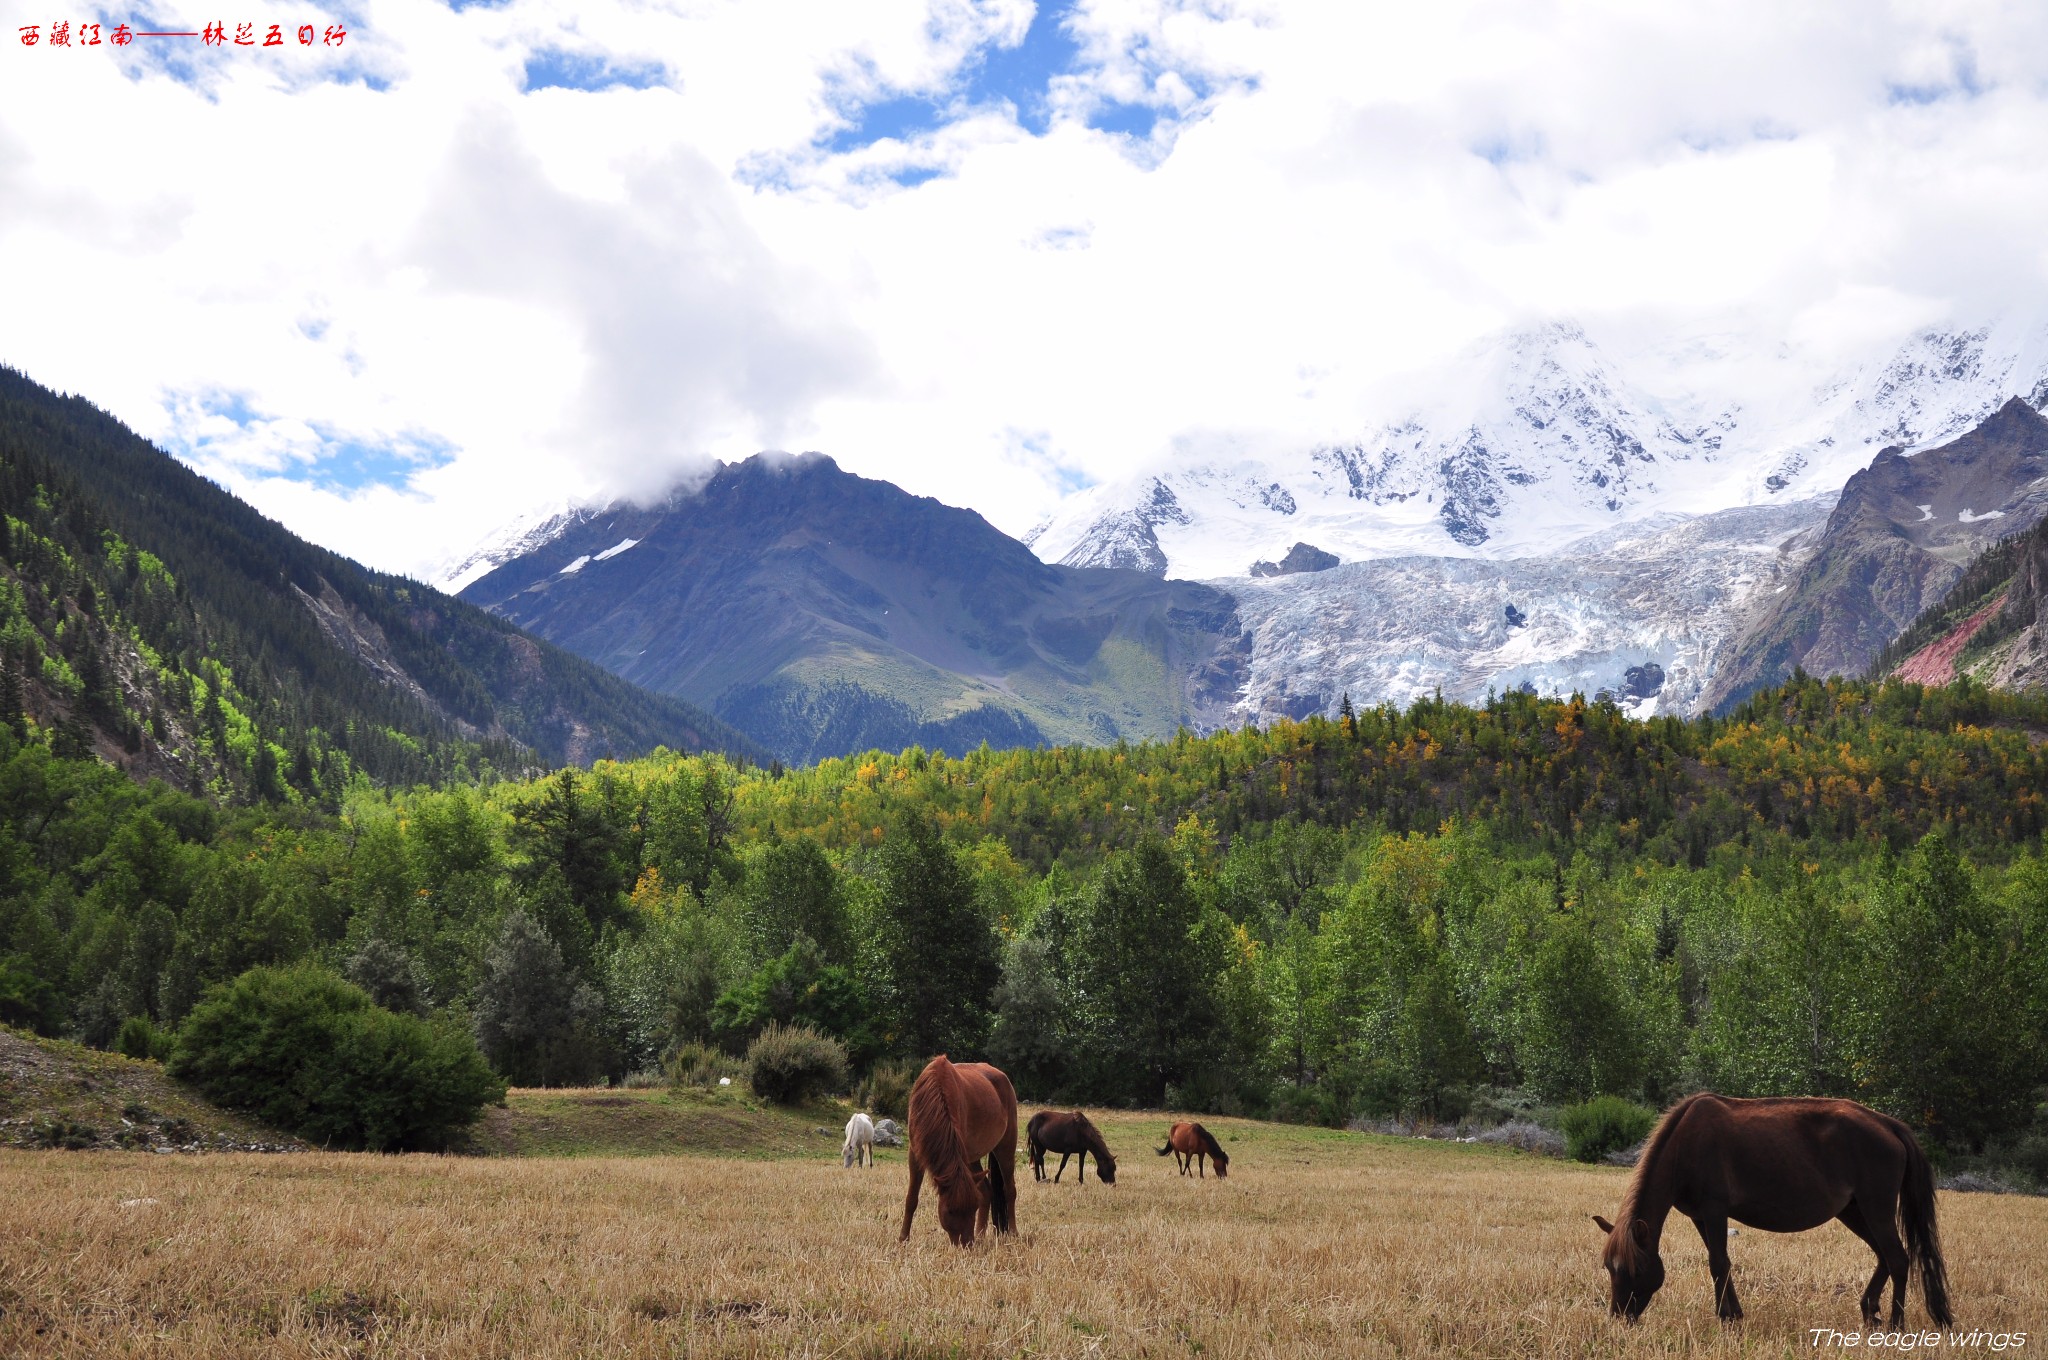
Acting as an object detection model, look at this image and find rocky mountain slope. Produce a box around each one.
[1703,398,2048,712]
[458,454,1244,763]
[1879,512,2048,695]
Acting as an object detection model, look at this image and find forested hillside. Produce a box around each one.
[4,671,2045,1166]
[0,367,760,802]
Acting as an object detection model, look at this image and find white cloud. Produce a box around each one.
[4,0,2048,574]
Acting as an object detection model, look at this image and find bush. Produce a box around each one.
[744,1022,847,1105]
[1475,1119,1567,1158]
[666,1040,743,1089]
[1561,1095,1657,1164]
[1266,1081,1349,1127]
[115,1015,171,1062]
[858,1059,914,1118]
[169,962,505,1151]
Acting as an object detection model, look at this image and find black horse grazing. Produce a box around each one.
[1026,1110,1117,1184]
[1594,1093,1951,1327]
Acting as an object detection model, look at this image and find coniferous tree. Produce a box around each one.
[873,810,1000,1060]
[1073,835,1226,1106]
[473,909,611,1087]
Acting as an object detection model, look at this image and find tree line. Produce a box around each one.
[0,674,2044,1161]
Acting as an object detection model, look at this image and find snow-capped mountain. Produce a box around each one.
[446,314,2048,752]
[1029,317,2048,581]
[429,500,599,594]
[1217,497,1833,725]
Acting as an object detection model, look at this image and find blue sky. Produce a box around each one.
[818,0,1189,176]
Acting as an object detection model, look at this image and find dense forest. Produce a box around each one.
[0,366,760,802]
[2,669,2045,1165]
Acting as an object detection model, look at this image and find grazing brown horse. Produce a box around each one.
[1157,1121,1229,1178]
[1027,1110,1118,1184]
[1594,1093,1951,1327]
[900,1055,1019,1247]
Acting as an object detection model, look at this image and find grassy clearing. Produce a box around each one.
[472,1085,854,1159]
[2,1107,2042,1358]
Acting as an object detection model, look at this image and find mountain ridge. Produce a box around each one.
[0,366,761,797]
[1704,397,2048,712]
[458,453,1245,763]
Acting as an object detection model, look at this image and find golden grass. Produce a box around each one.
[0,1108,2041,1358]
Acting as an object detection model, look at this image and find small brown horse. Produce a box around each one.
[1157,1120,1229,1178]
[1594,1093,1951,1327]
[1027,1110,1117,1184]
[900,1055,1019,1247]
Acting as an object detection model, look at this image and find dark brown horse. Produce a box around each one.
[900,1055,1019,1246]
[1593,1093,1951,1327]
[1157,1120,1229,1178]
[1027,1110,1117,1184]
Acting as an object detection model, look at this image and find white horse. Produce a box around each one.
[843,1112,876,1168]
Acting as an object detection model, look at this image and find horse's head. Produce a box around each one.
[1096,1149,1118,1184]
[1592,1215,1664,1320]
[937,1169,990,1247]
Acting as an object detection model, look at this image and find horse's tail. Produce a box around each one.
[1898,1127,1953,1326]
[1156,1143,1173,1156]
[908,1055,970,1196]
[1198,1126,1229,1176]
[987,1142,1014,1233]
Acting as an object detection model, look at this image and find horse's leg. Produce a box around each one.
[974,1160,990,1238]
[1078,1150,1088,1184]
[1691,1211,1742,1321]
[1055,1151,1070,1183]
[1853,1188,1912,1329]
[900,1150,925,1242]
[1836,1206,1891,1327]
[1197,1151,1206,1179]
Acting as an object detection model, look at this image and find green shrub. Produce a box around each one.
[858,1059,914,1118]
[744,1022,847,1105]
[32,1119,97,1149]
[169,962,505,1151]
[1266,1081,1349,1128]
[1561,1095,1657,1164]
[665,1040,743,1089]
[115,1015,170,1062]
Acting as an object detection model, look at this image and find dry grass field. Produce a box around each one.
[0,1105,2042,1359]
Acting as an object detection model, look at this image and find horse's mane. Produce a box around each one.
[1608,1093,1707,1270]
[908,1055,973,1201]
[1196,1125,1228,1168]
[1083,1115,1115,1166]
